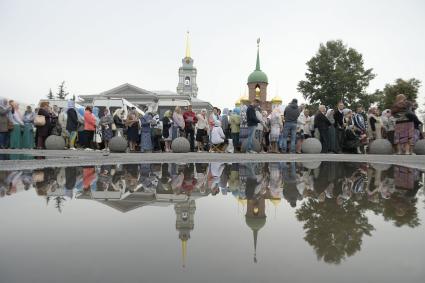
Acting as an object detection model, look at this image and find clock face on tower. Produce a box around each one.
[184,77,191,86]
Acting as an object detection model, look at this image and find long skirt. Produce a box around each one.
[140,131,152,152]
[394,121,414,145]
[22,124,34,149]
[328,126,337,153]
[10,124,22,149]
[269,125,280,142]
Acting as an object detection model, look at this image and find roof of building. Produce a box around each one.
[247,41,268,84]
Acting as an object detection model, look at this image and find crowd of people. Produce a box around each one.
[0,94,423,154]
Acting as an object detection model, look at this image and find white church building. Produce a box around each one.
[79,33,212,117]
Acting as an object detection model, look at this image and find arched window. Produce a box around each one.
[184,76,191,86]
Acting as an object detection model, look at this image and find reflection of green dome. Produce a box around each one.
[248,70,268,84]
[247,41,268,84]
[245,216,266,231]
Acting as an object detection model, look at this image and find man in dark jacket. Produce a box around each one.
[314,105,331,153]
[183,104,198,152]
[66,100,79,150]
[334,102,345,153]
[246,99,261,153]
[281,99,300,153]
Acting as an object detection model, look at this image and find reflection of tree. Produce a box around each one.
[382,195,420,228]
[296,198,374,264]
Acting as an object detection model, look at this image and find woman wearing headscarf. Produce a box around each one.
[367,107,382,141]
[162,110,173,152]
[196,109,208,152]
[172,106,185,140]
[36,101,51,149]
[229,108,241,151]
[22,105,35,149]
[9,101,24,149]
[326,109,337,153]
[100,108,113,151]
[113,109,125,137]
[126,111,139,152]
[0,98,12,148]
[140,112,153,153]
[391,94,414,154]
[269,107,283,153]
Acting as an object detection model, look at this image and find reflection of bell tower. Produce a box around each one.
[177,31,198,98]
[245,198,267,263]
[175,199,196,268]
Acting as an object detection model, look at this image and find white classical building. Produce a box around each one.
[79,33,212,117]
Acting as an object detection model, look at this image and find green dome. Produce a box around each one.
[247,70,268,84]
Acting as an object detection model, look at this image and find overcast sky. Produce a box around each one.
[1,0,424,109]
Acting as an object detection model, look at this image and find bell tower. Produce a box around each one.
[177,31,198,98]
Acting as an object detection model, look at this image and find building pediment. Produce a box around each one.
[100,83,154,96]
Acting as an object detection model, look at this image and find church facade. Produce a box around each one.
[79,33,211,117]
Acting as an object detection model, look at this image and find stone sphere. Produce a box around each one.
[109,136,128,153]
[171,137,190,153]
[45,135,65,150]
[414,139,425,155]
[301,138,322,154]
[302,161,322,170]
[369,139,393,155]
[241,138,261,153]
[371,163,392,171]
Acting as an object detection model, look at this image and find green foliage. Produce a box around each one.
[380,78,421,109]
[47,88,54,99]
[56,81,69,99]
[298,40,376,109]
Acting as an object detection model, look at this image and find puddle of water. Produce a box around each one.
[0,162,424,283]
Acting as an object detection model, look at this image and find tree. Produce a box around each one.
[380,78,421,109]
[56,81,69,99]
[47,88,54,99]
[298,40,376,108]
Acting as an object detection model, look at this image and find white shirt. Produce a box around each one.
[211,126,225,144]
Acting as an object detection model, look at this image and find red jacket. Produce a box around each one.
[183,111,198,129]
[84,110,96,131]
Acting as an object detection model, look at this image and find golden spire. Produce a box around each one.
[181,239,187,269]
[185,31,191,58]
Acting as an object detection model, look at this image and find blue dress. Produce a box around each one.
[140,115,152,152]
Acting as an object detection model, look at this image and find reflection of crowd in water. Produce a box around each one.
[1,162,424,264]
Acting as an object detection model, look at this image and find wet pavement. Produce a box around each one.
[0,162,424,283]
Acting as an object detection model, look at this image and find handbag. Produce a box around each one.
[34,115,46,126]
[32,171,45,183]
[94,131,102,143]
[111,123,117,131]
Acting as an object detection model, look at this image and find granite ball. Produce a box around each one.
[171,137,190,153]
[109,136,128,153]
[301,138,322,154]
[241,139,261,153]
[369,139,393,155]
[414,139,425,155]
[45,135,65,150]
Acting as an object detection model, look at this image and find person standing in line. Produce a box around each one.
[183,104,198,152]
[58,106,68,146]
[269,107,283,153]
[162,110,173,152]
[36,102,51,149]
[314,105,331,153]
[0,98,12,148]
[334,102,345,153]
[83,106,96,151]
[391,94,414,155]
[196,109,208,152]
[246,99,261,154]
[113,109,125,137]
[353,106,368,150]
[66,100,79,150]
[100,108,113,151]
[281,99,300,153]
[229,108,241,152]
[126,112,139,152]
[326,109,337,153]
[172,106,185,140]
[22,105,35,149]
[9,101,24,149]
[140,112,153,153]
